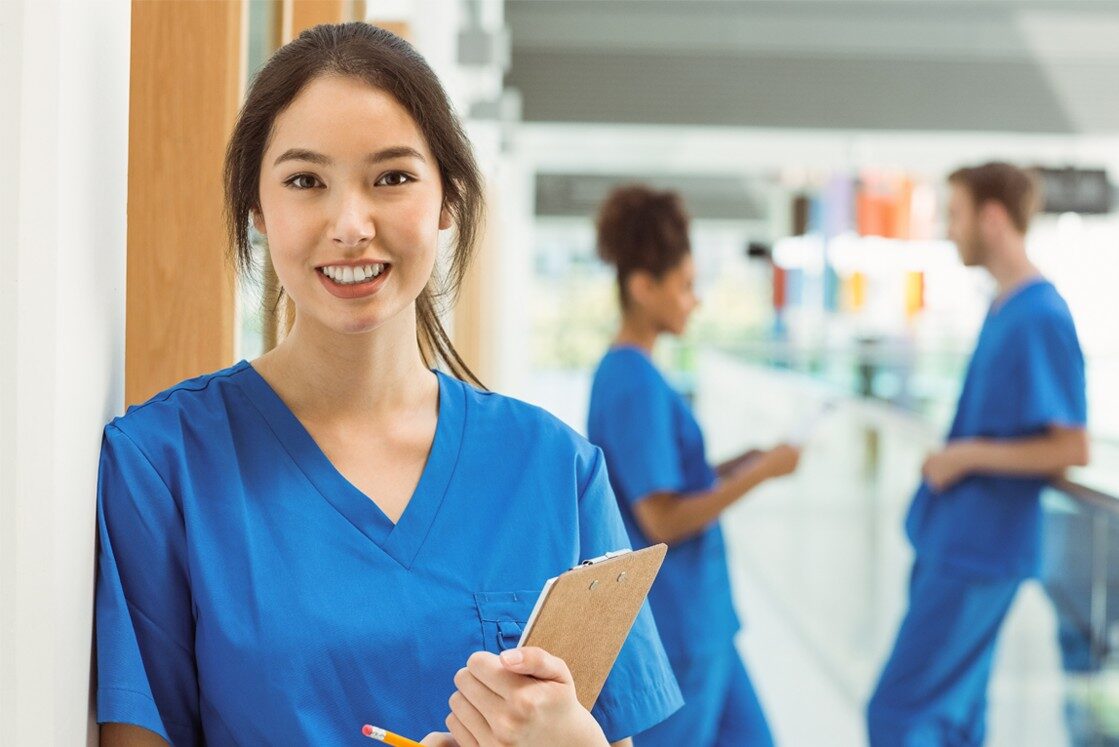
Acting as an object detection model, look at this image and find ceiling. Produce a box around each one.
[505,0,1119,133]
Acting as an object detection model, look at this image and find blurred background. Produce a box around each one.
[3,1,1119,744]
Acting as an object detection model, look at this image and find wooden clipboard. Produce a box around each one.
[517,543,668,711]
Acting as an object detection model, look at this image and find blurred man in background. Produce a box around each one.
[867,162,1090,746]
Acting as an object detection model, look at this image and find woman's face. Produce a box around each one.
[639,254,699,337]
[254,75,450,336]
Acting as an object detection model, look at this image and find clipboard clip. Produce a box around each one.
[579,549,632,567]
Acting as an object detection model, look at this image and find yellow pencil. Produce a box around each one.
[362,724,424,747]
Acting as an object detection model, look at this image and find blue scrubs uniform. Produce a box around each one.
[868,279,1088,746]
[588,346,774,747]
[96,362,683,745]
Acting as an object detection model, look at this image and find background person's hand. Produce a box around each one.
[446,648,608,747]
[922,440,977,492]
[760,443,802,479]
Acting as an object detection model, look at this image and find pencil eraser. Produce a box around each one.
[362,725,374,737]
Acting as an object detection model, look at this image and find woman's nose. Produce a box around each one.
[331,192,375,248]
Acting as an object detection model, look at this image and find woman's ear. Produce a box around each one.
[438,204,453,231]
[626,270,655,309]
[251,209,266,235]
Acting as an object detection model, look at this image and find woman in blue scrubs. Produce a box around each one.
[96,25,681,746]
[587,186,801,747]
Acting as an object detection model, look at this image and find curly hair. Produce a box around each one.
[595,185,691,308]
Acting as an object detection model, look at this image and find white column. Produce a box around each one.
[0,0,131,744]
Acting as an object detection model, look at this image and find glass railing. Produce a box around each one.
[1042,480,1119,746]
[693,348,1119,746]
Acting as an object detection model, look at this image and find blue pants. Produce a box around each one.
[637,644,773,747]
[867,562,1020,746]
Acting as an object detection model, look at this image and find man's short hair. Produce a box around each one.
[948,162,1042,234]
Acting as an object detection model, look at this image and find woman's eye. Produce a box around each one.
[285,174,321,190]
[377,172,412,187]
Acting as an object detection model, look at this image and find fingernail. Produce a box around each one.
[500,649,524,666]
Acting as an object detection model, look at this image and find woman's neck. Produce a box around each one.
[254,305,435,422]
[614,313,659,355]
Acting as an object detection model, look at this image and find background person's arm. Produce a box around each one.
[714,448,763,478]
[633,445,800,545]
[922,426,1090,492]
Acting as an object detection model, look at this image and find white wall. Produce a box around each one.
[0,0,131,744]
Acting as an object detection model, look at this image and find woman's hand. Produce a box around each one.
[445,648,608,747]
[759,443,801,479]
[421,734,459,746]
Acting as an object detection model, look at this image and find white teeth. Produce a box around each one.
[321,263,387,285]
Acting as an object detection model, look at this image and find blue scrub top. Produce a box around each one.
[587,347,741,668]
[906,279,1088,580]
[95,362,682,745]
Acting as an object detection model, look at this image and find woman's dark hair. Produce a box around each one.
[224,22,483,385]
[595,185,691,308]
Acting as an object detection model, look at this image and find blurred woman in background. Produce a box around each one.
[588,185,801,747]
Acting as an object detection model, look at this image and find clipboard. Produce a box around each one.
[517,543,668,711]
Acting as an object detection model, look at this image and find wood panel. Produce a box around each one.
[452,183,499,384]
[126,0,243,405]
[283,0,344,41]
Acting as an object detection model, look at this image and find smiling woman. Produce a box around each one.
[95,22,681,747]
[252,77,451,326]
[224,27,482,381]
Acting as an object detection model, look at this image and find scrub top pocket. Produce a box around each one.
[474,590,540,653]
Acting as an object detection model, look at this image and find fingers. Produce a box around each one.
[447,688,491,747]
[499,647,573,685]
[444,713,479,747]
[419,733,459,747]
[454,666,504,716]
[765,444,801,476]
[449,650,586,747]
[465,651,524,697]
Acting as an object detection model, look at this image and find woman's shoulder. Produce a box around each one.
[592,346,671,400]
[107,360,252,452]
[447,373,598,460]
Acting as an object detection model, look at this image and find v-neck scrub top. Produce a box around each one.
[587,347,741,667]
[904,279,1087,580]
[95,362,683,745]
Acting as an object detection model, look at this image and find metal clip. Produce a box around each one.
[579,549,633,566]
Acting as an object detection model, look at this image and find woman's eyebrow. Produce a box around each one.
[364,146,425,165]
[273,148,330,167]
[272,146,425,167]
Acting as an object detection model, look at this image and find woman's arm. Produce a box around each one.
[100,723,168,746]
[714,448,763,479]
[633,444,800,545]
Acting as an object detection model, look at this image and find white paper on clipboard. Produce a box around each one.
[785,399,837,447]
